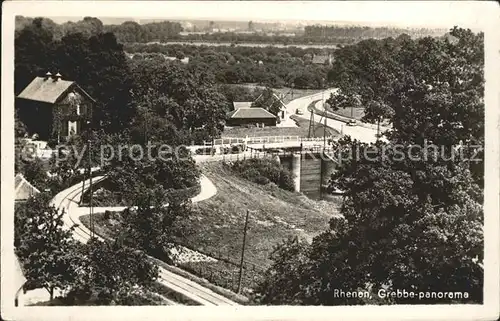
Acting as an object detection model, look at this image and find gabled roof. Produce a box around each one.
[253,92,286,110]
[15,173,40,201]
[233,102,253,110]
[17,76,95,104]
[228,107,276,119]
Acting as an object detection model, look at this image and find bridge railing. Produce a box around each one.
[203,135,335,147]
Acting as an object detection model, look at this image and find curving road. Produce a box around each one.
[285,89,388,144]
[45,88,380,306]
[51,174,238,306]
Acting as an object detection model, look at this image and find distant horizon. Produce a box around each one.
[10,0,488,31]
[17,16,464,31]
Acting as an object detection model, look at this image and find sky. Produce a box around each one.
[8,1,494,29]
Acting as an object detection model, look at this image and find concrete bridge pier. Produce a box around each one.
[278,150,338,198]
[321,151,338,187]
[291,153,301,192]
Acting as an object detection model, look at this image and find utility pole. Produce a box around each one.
[144,116,148,145]
[324,112,327,149]
[237,209,251,293]
[308,110,315,138]
[211,114,215,156]
[323,94,328,149]
[80,167,86,205]
[88,139,94,238]
[377,118,381,140]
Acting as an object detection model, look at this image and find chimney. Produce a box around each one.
[53,72,62,82]
[44,71,52,80]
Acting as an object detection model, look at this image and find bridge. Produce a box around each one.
[192,141,341,199]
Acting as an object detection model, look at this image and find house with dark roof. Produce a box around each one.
[226,107,277,127]
[16,72,95,142]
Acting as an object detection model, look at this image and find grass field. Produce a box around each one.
[229,83,325,104]
[185,162,342,268]
[79,161,343,293]
[222,115,339,138]
[80,162,342,268]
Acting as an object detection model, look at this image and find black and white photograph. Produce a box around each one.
[2,1,499,320]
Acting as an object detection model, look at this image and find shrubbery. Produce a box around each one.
[195,147,216,155]
[220,144,246,155]
[231,158,295,191]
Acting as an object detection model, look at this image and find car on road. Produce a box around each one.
[296,108,303,115]
[347,119,357,126]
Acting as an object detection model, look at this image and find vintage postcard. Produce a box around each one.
[2,1,499,320]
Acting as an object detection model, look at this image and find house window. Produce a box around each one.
[76,104,81,115]
[68,121,77,136]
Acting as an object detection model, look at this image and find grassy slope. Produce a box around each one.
[184,162,342,268]
[326,105,365,120]
[80,213,250,303]
[79,161,343,293]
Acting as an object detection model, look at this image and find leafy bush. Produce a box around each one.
[81,178,201,207]
[254,176,270,185]
[220,144,246,155]
[232,158,295,191]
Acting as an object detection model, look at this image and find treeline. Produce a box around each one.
[105,21,182,42]
[15,16,182,43]
[178,32,354,45]
[16,16,447,46]
[125,43,331,89]
[16,18,229,145]
[304,25,447,40]
[256,27,484,305]
[125,42,327,58]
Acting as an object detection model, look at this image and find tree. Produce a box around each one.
[257,28,484,305]
[15,24,137,134]
[61,17,104,39]
[21,157,49,190]
[327,27,483,182]
[15,110,27,138]
[67,238,159,304]
[130,60,229,143]
[364,100,394,138]
[15,18,55,94]
[54,32,136,133]
[257,139,484,305]
[120,189,195,263]
[15,194,79,300]
[105,142,200,205]
[255,237,310,304]
[323,139,484,304]
[175,50,185,60]
[328,28,483,144]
